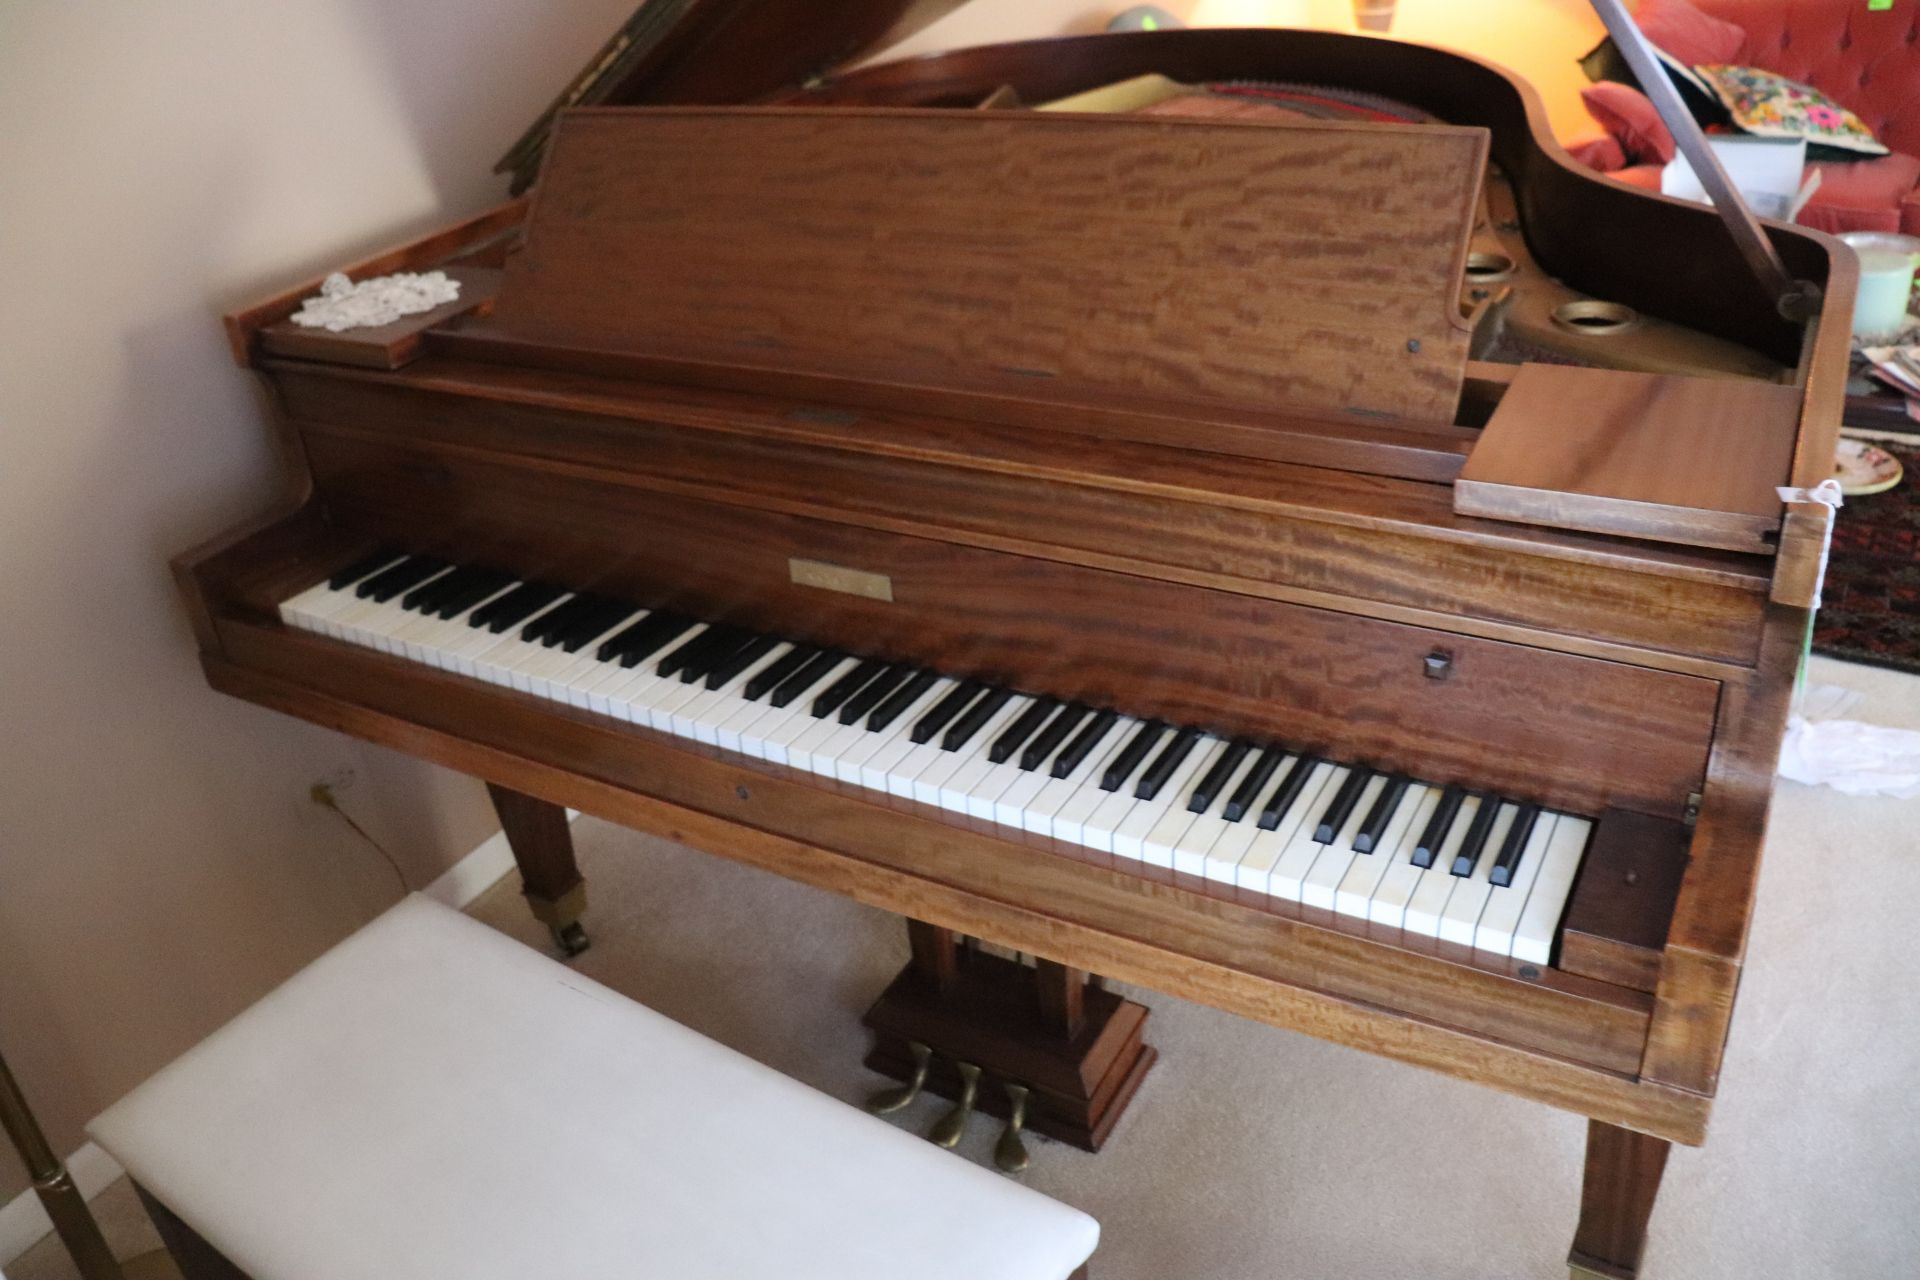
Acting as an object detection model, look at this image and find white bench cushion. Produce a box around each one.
[89,894,1097,1280]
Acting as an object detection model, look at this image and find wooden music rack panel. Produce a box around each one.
[482,106,1487,427]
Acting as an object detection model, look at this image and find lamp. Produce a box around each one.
[1352,0,1396,30]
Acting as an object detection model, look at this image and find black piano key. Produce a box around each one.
[556,598,637,652]
[1050,708,1117,778]
[401,563,478,613]
[474,582,564,633]
[656,621,729,679]
[867,669,939,732]
[1135,728,1202,801]
[769,650,846,708]
[812,658,889,718]
[1100,720,1167,792]
[1256,754,1320,831]
[328,547,402,590]
[943,688,1014,751]
[433,568,516,620]
[1313,765,1376,844]
[911,680,985,745]
[743,644,821,699]
[534,595,610,649]
[1188,739,1253,813]
[519,592,581,645]
[1223,746,1286,823]
[1490,803,1540,888]
[1352,774,1410,854]
[598,612,687,665]
[1412,784,1467,868]
[674,625,756,682]
[838,664,913,724]
[704,634,784,690]
[991,697,1059,764]
[1450,796,1502,878]
[1023,702,1091,773]
[356,556,449,602]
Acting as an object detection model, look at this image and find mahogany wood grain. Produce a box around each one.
[1558,810,1691,994]
[1640,601,1806,1097]
[1570,1121,1671,1279]
[223,198,528,368]
[278,362,1773,668]
[1035,959,1088,1040]
[297,432,1720,817]
[1457,366,1802,553]
[430,322,1480,484]
[194,643,1717,1143]
[205,611,1662,1069]
[797,28,1835,369]
[485,783,584,918]
[500,108,1484,425]
[255,266,500,370]
[907,919,959,994]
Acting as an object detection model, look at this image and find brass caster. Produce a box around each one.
[928,1060,981,1149]
[550,921,591,958]
[994,1082,1032,1174]
[866,1041,932,1115]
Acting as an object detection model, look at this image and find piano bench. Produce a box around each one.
[86,894,1099,1280]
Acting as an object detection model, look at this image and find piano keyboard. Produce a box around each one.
[280,553,1594,965]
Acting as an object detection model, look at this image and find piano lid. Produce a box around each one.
[496,0,973,188]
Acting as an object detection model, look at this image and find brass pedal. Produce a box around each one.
[865,1040,931,1116]
[928,1060,981,1149]
[994,1082,1032,1174]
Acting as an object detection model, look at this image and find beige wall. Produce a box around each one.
[0,0,1604,1215]
[0,0,636,1200]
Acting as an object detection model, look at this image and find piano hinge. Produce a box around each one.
[1683,791,1702,828]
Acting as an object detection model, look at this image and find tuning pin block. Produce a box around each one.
[866,1041,932,1116]
[927,1061,982,1149]
[994,1082,1033,1174]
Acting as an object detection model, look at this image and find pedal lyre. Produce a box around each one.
[927,1061,981,1149]
[865,1040,931,1116]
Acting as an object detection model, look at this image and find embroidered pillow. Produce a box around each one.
[1694,64,1890,158]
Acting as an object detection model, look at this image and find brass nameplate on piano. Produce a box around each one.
[789,558,893,602]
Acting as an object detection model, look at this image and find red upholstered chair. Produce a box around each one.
[1568,0,1920,235]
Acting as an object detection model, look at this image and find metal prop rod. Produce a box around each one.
[0,1037,127,1279]
[1586,0,1821,322]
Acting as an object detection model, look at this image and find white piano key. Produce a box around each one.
[853,682,957,791]
[1512,815,1593,966]
[682,645,798,745]
[1167,749,1265,878]
[400,585,520,669]
[926,696,1035,813]
[1300,772,1389,910]
[1076,734,1167,855]
[1335,783,1429,919]
[945,697,1055,820]
[469,595,578,689]
[1438,802,1517,946]
[1233,761,1339,895]
[533,617,643,702]
[1198,752,1298,887]
[1268,766,1357,903]
[1473,812,1560,957]
[1366,788,1443,927]
[1133,738,1231,868]
[755,659,863,766]
[1019,717,1132,837]
[1403,794,1481,939]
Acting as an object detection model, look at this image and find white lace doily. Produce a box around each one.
[289,270,461,332]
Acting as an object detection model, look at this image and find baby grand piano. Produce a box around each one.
[181,3,1853,1276]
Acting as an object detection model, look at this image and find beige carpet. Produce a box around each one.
[15,657,1918,1279]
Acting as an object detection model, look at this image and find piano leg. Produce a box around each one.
[1568,1120,1670,1280]
[486,782,589,957]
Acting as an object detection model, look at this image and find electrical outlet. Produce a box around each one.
[309,766,357,806]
